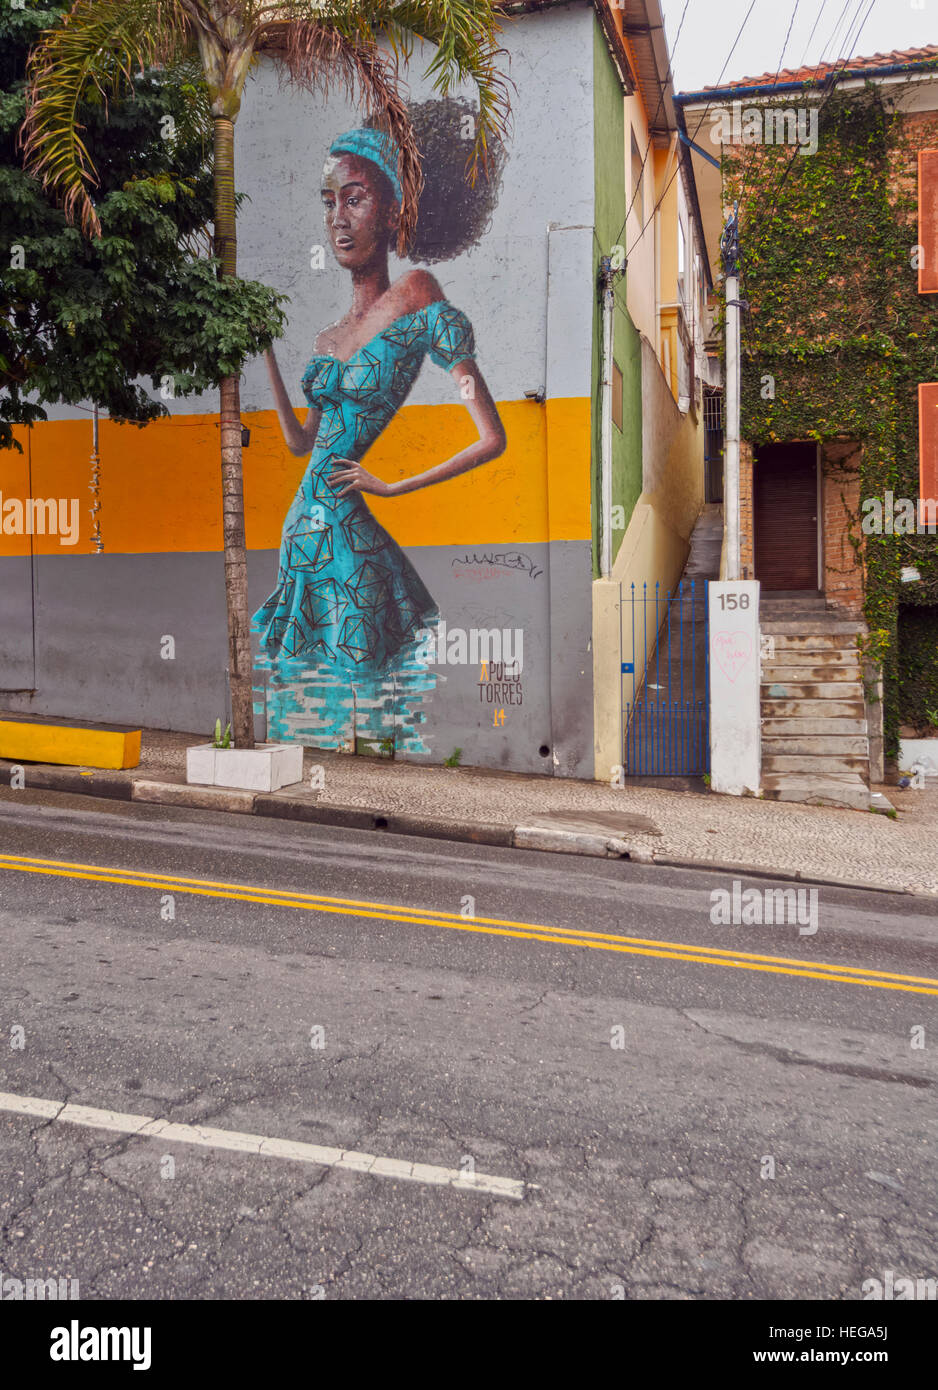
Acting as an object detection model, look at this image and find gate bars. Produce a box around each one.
[621,579,710,776]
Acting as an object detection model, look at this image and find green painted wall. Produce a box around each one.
[591,19,643,579]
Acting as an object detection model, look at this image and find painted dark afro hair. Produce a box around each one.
[367,97,506,263]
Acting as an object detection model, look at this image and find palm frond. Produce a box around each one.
[259,17,422,253]
[22,0,195,236]
[379,0,512,180]
[257,0,511,255]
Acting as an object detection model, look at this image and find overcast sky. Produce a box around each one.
[662,0,938,96]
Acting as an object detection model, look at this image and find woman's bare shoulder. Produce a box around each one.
[394,269,445,314]
[313,318,343,355]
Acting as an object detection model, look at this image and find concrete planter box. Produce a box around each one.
[186,742,303,793]
[899,738,938,783]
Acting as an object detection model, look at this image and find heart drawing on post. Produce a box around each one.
[712,630,753,683]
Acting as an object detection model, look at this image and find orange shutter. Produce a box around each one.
[918,383,938,521]
[918,151,938,294]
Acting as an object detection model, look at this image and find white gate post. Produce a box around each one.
[708,580,761,796]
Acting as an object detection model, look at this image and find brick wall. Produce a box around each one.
[822,439,865,616]
[740,440,754,577]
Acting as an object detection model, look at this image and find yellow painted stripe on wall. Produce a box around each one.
[4,397,591,556]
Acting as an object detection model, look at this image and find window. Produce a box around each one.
[704,388,724,502]
[918,151,938,294]
[630,129,644,227]
[919,382,938,519]
[612,360,624,431]
[677,219,686,307]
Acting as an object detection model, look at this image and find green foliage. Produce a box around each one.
[726,85,938,753]
[444,747,462,767]
[897,606,938,735]
[856,628,890,667]
[212,717,231,749]
[0,1,285,450]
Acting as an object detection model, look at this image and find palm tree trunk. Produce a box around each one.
[213,114,254,749]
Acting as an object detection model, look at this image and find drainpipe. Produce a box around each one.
[674,60,938,106]
[600,255,617,578]
[721,204,741,580]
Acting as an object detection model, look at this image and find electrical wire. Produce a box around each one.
[743,0,876,253]
[735,0,804,221]
[738,0,877,368]
[797,0,830,70]
[617,0,764,265]
[613,0,693,251]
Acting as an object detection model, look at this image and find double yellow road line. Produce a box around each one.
[1,850,937,997]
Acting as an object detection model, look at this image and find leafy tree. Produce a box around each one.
[23,0,510,747]
[1,0,285,450]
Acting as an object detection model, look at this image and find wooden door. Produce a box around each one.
[753,443,818,591]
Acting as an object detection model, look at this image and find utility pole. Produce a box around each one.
[721,203,741,581]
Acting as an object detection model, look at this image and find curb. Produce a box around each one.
[652,856,915,897]
[2,760,928,898]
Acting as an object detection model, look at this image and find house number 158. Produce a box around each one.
[718,592,750,610]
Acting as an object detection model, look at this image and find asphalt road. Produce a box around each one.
[1,784,937,1301]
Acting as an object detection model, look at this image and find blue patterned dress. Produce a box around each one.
[253,298,475,749]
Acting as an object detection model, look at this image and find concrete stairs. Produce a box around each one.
[759,594,871,810]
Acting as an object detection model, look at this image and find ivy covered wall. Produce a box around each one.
[725,82,938,754]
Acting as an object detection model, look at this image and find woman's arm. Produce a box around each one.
[265,346,320,457]
[328,359,506,498]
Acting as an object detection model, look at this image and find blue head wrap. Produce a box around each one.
[328,127,402,205]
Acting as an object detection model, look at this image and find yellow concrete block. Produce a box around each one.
[0,720,140,770]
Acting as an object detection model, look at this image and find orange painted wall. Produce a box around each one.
[3,397,590,555]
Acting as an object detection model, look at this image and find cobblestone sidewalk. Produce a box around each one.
[129,730,938,896]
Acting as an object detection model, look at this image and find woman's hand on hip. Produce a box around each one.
[327,458,394,498]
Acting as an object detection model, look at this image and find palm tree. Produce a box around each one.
[22,0,510,747]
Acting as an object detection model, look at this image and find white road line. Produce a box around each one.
[0,1091,526,1201]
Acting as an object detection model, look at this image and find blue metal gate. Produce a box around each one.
[621,579,710,775]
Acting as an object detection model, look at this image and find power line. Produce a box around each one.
[745,0,876,249]
[817,0,857,69]
[776,0,802,78]
[613,0,692,250]
[741,0,862,230]
[741,0,877,335]
[736,0,804,224]
[616,0,761,261]
[797,0,830,69]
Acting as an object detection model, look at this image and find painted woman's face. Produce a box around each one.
[321,153,398,270]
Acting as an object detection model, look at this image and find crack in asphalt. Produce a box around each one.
[682,1012,934,1089]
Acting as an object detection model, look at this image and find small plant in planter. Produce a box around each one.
[186,718,303,793]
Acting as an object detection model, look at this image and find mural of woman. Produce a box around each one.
[256,117,506,754]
